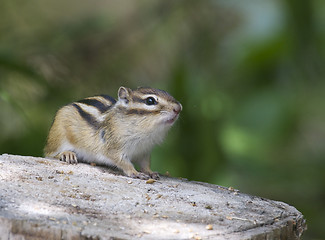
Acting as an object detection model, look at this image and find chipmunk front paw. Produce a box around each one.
[129,172,150,180]
[148,171,160,180]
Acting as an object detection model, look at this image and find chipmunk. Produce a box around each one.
[44,87,182,180]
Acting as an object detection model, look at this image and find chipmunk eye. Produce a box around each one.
[145,97,157,106]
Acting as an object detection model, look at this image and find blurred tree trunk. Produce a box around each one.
[284,0,323,80]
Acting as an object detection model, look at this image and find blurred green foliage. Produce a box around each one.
[0,1,324,239]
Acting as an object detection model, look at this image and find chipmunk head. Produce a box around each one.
[116,86,182,136]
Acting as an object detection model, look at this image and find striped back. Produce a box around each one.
[72,95,116,129]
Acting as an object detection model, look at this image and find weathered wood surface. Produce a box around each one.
[0,154,306,240]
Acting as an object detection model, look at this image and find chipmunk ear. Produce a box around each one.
[118,87,131,104]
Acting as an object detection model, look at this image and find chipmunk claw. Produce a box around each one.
[149,172,160,180]
[130,172,150,180]
[59,151,78,164]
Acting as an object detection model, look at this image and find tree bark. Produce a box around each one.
[0,154,306,240]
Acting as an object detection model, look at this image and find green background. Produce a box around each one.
[1,1,324,239]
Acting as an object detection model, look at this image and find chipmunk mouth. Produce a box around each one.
[163,112,180,125]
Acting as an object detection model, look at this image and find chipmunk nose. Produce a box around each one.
[173,103,182,114]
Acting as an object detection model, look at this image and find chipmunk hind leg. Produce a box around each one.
[44,130,79,164]
[55,151,78,164]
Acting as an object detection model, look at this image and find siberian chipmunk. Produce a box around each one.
[44,87,182,180]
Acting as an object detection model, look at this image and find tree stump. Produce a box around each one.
[0,154,306,240]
